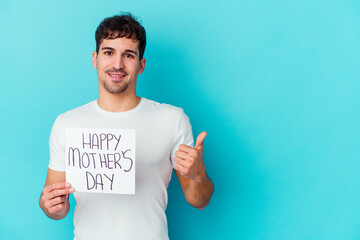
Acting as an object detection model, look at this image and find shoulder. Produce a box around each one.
[54,101,95,126]
[141,98,186,118]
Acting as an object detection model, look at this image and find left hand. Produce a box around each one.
[174,131,207,181]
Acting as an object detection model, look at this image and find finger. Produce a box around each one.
[174,163,187,174]
[173,157,188,168]
[175,151,198,168]
[48,202,66,214]
[195,131,207,149]
[178,144,194,153]
[175,150,189,160]
[50,188,74,199]
[174,163,192,177]
[42,185,69,202]
[45,195,67,209]
[44,182,72,193]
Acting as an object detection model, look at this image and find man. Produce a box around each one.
[39,13,214,239]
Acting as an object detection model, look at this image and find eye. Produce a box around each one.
[104,51,113,56]
[125,53,134,58]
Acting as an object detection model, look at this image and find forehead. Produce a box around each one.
[99,37,140,52]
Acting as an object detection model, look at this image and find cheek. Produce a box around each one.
[97,57,110,69]
[132,62,142,72]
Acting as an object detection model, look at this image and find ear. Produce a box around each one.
[92,51,98,69]
[139,58,146,74]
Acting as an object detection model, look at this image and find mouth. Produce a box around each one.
[107,72,126,81]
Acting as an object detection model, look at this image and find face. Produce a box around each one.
[92,37,146,95]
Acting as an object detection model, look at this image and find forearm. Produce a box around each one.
[39,193,70,220]
[184,174,214,209]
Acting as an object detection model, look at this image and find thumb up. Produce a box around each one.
[174,131,207,180]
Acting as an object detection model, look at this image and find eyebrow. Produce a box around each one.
[101,47,115,51]
[100,47,138,55]
[124,49,138,55]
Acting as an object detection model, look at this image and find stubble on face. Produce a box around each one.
[102,68,129,94]
[103,81,129,94]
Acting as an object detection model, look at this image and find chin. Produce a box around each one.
[104,83,129,94]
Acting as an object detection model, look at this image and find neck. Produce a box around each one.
[97,91,141,112]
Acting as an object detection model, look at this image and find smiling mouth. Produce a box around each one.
[108,73,126,81]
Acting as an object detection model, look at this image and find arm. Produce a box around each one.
[174,132,214,209]
[39,168,74,220]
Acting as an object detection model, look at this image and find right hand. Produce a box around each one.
[41,182,74,215]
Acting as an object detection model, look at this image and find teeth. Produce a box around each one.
[110,74,124,77]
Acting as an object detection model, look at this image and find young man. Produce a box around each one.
[39,13,214,239]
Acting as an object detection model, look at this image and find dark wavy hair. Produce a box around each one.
[95,13,146,59]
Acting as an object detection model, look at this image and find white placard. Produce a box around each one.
[65,128,135,194]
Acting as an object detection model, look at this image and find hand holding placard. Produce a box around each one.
[174,132,207,181]
[40,182,74,218]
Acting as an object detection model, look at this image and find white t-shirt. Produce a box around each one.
[48,98,194,240]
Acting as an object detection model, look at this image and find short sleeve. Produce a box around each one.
[48,117,66,171]
[170,109,194,165]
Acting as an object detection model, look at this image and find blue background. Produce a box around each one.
[1,0,360,239]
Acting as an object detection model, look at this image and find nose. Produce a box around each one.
[113,55,125,70]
